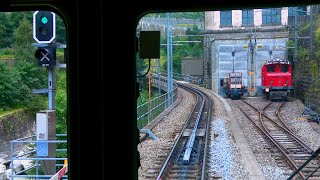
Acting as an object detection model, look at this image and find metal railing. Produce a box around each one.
[137,75,178,129]
[10,134,68,179]
[137,71,202,129]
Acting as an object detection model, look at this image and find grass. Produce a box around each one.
[0,108,24,117]
[0,54,14,59]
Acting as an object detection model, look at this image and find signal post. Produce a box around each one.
[32,10,57,175]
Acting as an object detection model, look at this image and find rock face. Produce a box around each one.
[0,111,35,180]
[0,111,35,159]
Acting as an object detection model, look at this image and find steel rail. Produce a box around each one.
[183,86,205,163]
[245,100,313,153]
[156,84,201,180]
[201,93,212,180]
[257,101,314,154]
[273,101,314,153]
[236,100,305,179]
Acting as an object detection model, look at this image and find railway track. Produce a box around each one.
[235,99,320,179]
[143,83,212,180]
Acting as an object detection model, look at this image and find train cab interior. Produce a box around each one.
[0,0,316,179]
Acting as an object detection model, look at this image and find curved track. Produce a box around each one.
[145,83,212,180]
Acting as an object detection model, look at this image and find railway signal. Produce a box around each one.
[35,46,56,67]
[33,11,56,43]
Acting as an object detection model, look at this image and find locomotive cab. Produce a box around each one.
[261,57,293,100]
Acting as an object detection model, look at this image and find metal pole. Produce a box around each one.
[206,35,209,88]
[249,38,255,97]
[166,13,171,107]
[232,51,235,73]
[148,71,151,123]
[158,58,161,95]
[48,67,56,110]
[170,27,173,105]
[310,5,314,58]
[294,7,298,62]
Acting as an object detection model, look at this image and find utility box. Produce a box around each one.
[36,110,56,175]
[36,112,49,143]
[139,31,160,59]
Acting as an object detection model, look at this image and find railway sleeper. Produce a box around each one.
[169,169,199,173]
[171,165,198,170]
[168,174,199,179]
[154,161,165,165]
[302,170,320,176]
[276,163,289,167]
[147,168,160,173]
[303,164,320,169]
[144,173,157,178]
[158,154,168,158]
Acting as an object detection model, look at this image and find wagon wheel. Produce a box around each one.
[266,92,270,99]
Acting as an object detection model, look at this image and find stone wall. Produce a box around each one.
[0,111,35,159]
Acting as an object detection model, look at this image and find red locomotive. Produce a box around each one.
[261,57,293,100]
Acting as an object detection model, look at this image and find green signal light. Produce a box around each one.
[41,16,48,24]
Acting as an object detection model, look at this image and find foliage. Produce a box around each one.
[24,95,47,112]
[0,11,65,114]
[14,60,47,112]
[161,25,203,74]
[56,70,67,134]
[12,17,36,62]
[57,49,65,62]
[0,61,27,109]
[14,60,47,89]
[0,48,14,59]
[137,88,161,107]
[56,15,66,43]
[0,11,66,48]
[145,12,204,21]
[137,89,149,106]
[315,28,320,45]
[297,47,309,60]
[136,53,148,76]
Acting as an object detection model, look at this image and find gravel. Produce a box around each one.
[138,87,196,179]
[200,86,249,180]
[207,117,248,179]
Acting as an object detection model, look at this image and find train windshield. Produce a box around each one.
[267,65,275,72]
[281,65,289,72]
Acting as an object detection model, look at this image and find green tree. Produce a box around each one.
[0,61,28,109]
[56,70,67,134]
[14,60,47,90]
[161,25,203,74]
[56,15,66,43]
[12,17,36,62]
[0,13,11,48]
[0,22,7,48]
[185,25,203,57]
[6,12,33,47]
